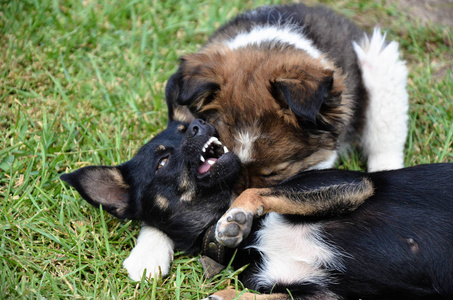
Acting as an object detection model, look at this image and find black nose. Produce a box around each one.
[187,119,210,138]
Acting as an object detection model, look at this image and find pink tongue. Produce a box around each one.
[198,158,218,174]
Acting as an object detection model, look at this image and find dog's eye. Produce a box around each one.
[262,172,278,178]
[260,168,279,178]
[157,157,168,170]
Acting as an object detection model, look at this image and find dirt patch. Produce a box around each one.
[391,0,453,28]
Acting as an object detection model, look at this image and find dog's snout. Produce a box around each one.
[188,119,210,137]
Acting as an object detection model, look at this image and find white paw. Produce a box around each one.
[123,225,174,281]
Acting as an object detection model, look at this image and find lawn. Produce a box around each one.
[0,0,452,299]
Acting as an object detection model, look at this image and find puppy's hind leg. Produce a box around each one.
[353,28,409,172]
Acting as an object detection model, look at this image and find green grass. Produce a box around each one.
[1,0,452,299]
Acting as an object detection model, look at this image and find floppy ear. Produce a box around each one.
[166,56,220,108]
[165,72,195,124]
[60,166,133,219]
[270,71,338,124]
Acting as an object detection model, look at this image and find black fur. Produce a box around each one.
[61,119,241,253]
[241,165,453,299]
[62,122,453,299]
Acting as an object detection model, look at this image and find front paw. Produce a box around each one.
[215,207,253,248]
[123,226,174,281]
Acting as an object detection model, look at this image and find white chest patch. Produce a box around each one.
[225,25,323,60]
[233,127,260,163]
[249,213,345,289]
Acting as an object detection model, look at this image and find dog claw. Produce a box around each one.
[216,208,253,248]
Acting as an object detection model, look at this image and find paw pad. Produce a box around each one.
[215,208,253,248]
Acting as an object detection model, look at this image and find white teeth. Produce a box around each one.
[207,160,216,166]
[202,137,217,153]
[211,137,222,145]
[200,136,228,162]
[202,137,223,153]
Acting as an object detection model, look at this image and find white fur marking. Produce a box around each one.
[353,28,409,172]
[225,26,323,60]
[233,128,260,163]
[250,214,345,289]
[123,224,174,280]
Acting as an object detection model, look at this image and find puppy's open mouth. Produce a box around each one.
[198,137,229,175]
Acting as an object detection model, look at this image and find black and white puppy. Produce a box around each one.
[129,3,410,280]
[62,119,453,300]
[208,163,453,300]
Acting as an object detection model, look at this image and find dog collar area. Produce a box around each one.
[199,224,232,278]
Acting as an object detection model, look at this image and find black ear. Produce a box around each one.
[165,72,196,124]
[178,77,219,107]
[166,58,220,107]
[271,75,334,124]
[61,166,133,219]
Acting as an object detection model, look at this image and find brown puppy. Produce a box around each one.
[165,4,409,187]
[125,3,409,280]
[168,48,349,189]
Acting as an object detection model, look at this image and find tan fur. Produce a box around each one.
[173,106,195,123]
[178,170,196,202]
[82,168,129,215]
[180,190,195,202]
[155,145,166,152]
[210,288,339,300]
[177,124,186,132]
[180,45,351,189]
[156,195,169,210]
[210,288,290,300]
[229,178,374,217]
[109,168,130,189]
